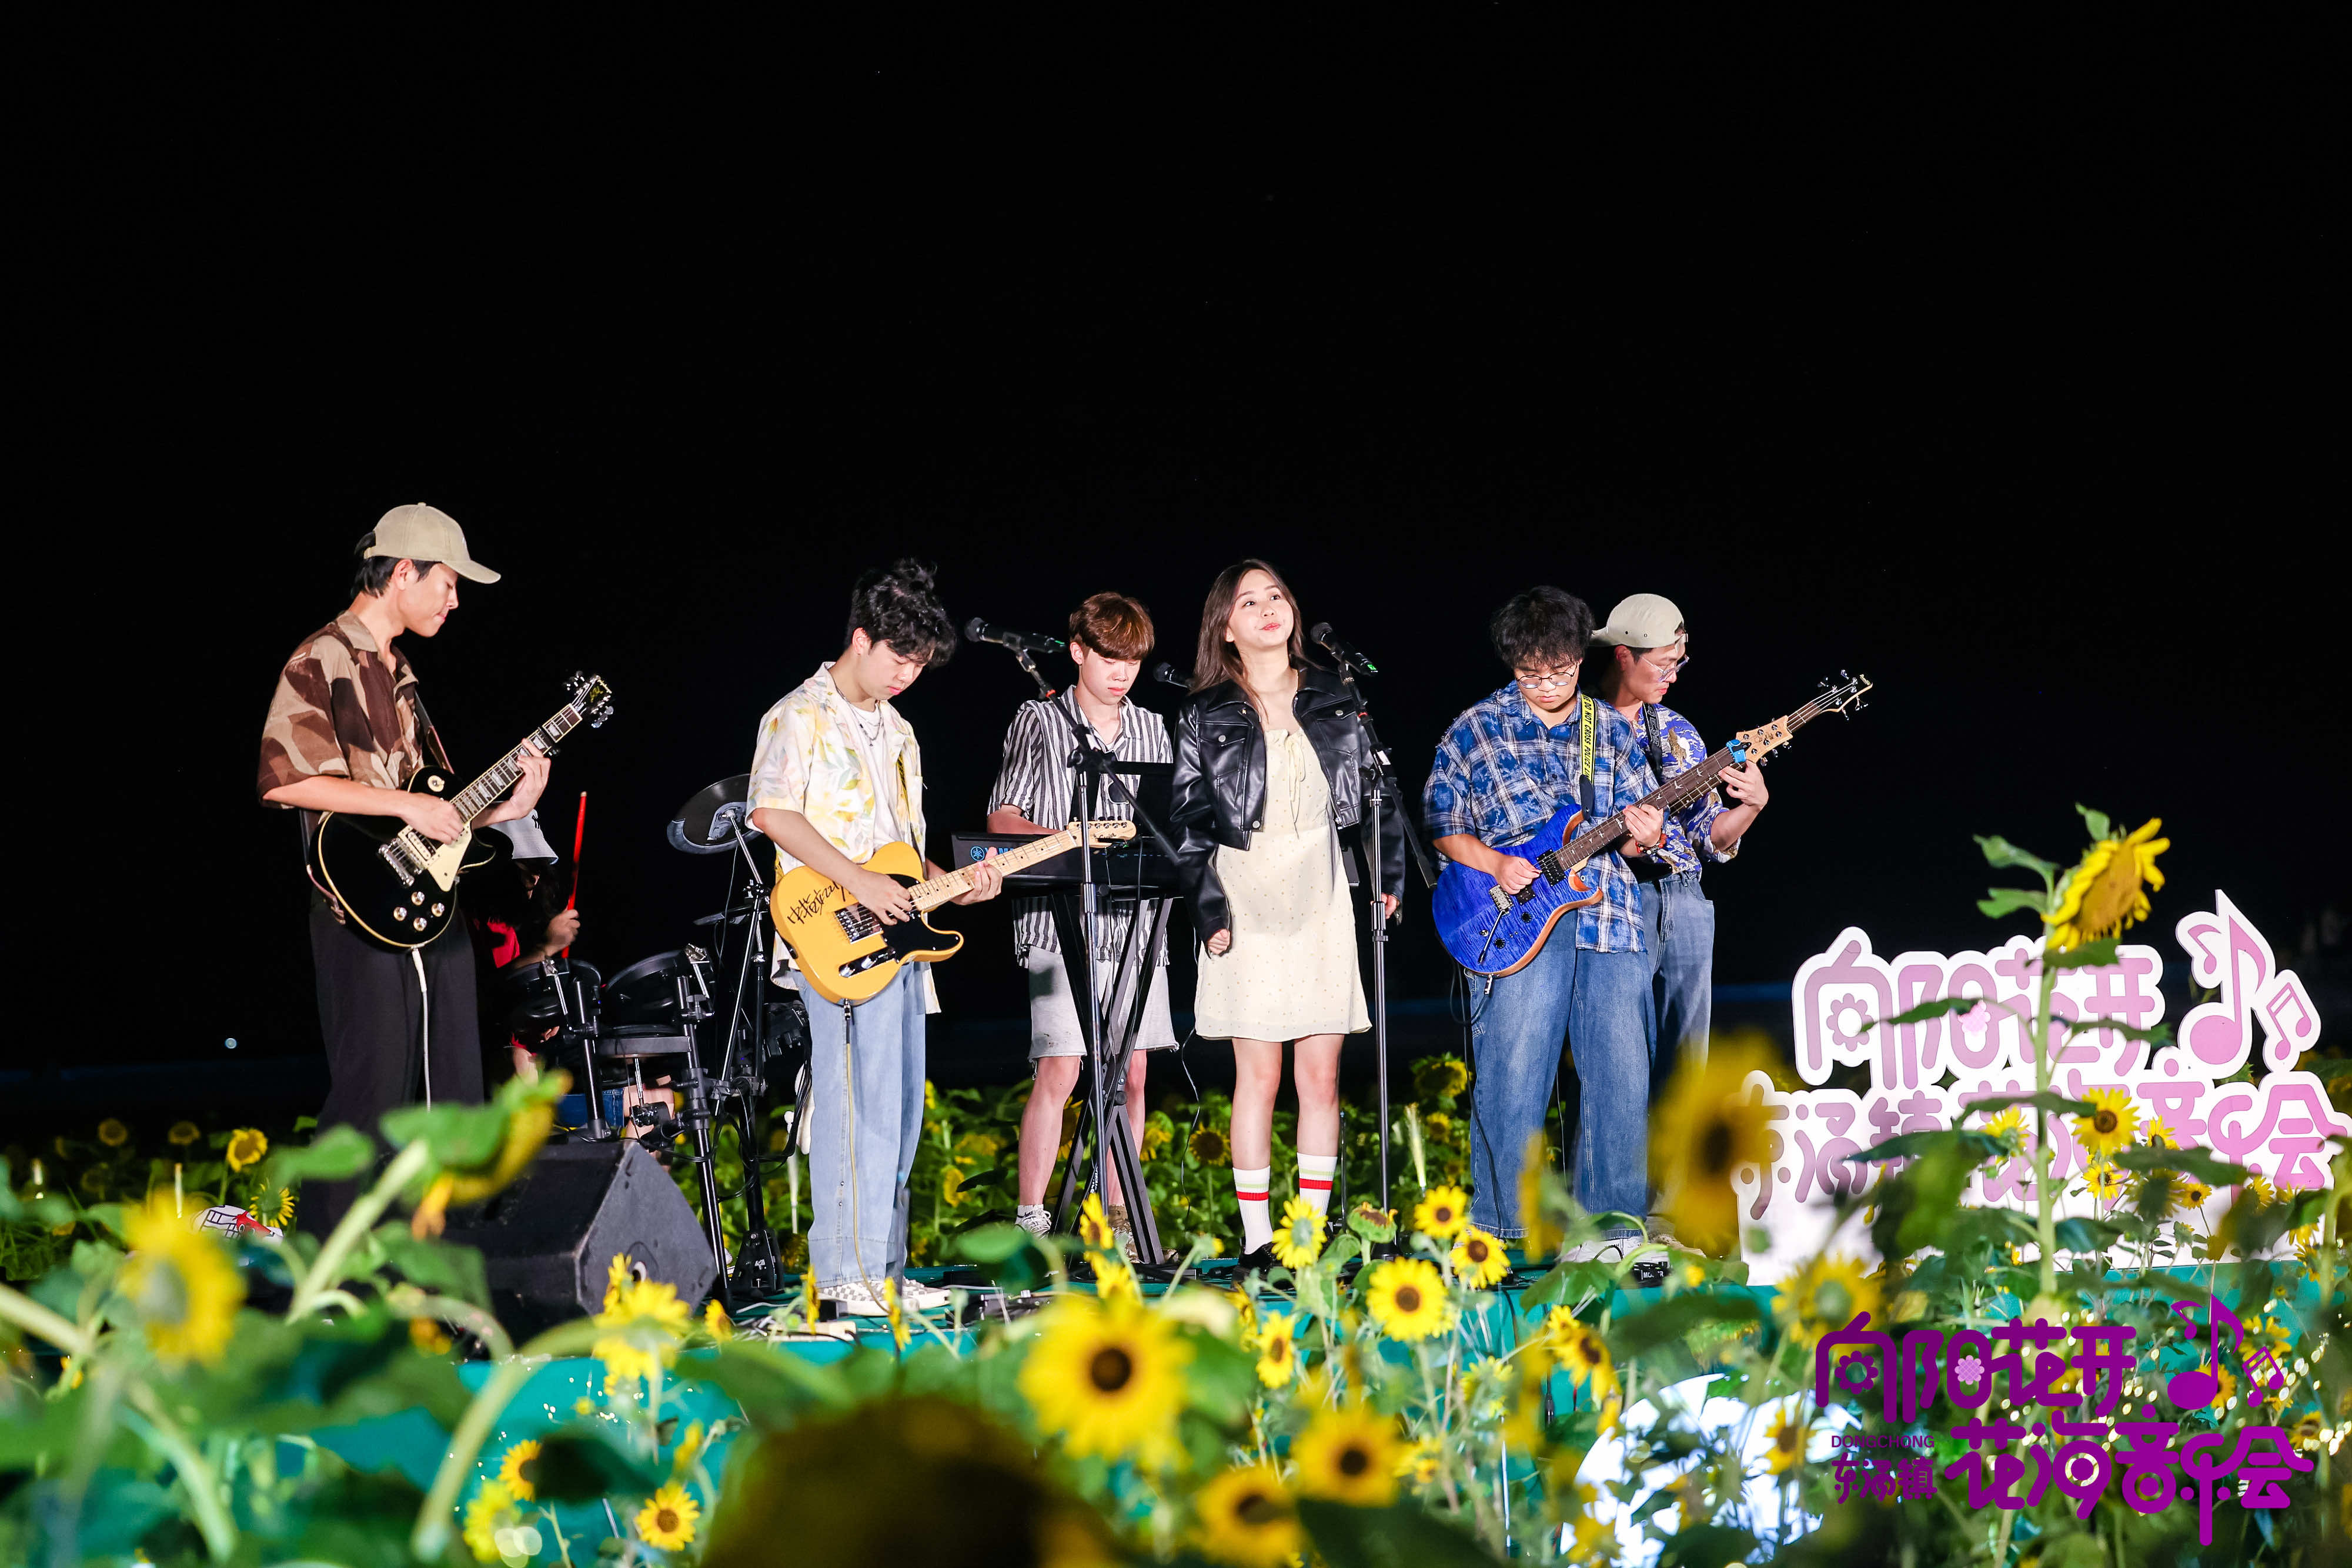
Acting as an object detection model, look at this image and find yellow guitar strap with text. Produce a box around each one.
[1577,694,1596,818]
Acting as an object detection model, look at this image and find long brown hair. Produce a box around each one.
[1192,558,1308,692]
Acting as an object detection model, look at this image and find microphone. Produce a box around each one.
[1150,661,1189,689]
[965,617,1066,656]
[1308,621,1378,675]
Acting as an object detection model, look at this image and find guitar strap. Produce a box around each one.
[1643,703,1668,789]
[1576,694,1596,820]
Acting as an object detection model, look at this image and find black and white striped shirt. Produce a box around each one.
[987,693,1174,963]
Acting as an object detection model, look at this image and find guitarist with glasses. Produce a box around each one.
[1423,587,1664,1266]
[258,505,552,1234]
[747,560,1005,1317]
[1588,594,1768,1112]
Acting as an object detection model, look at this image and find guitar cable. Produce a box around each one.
[413,948,433,1107]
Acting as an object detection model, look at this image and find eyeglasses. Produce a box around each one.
[1514,667,1581,692]
[1640,647,1689,676]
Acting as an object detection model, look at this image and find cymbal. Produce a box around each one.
[667,772,752,855]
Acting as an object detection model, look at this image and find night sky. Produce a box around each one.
[29,38,2343,1073]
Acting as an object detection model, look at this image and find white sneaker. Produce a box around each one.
[900,1281,956,1313]
[1563,1239,1628,1265]
[816,1282,893,1317]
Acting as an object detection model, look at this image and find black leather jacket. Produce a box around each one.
[1170,665,1408,938]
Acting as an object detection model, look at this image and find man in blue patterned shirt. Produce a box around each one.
[1424,587,1665,1259]
[1589,594,1769,1101]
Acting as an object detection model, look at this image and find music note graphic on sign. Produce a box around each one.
[2257,973,2323,1069]
[2175,892,2278,1078]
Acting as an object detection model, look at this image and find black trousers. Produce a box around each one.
[305,902,484,1234]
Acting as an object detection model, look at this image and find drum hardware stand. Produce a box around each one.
[1327,652,1439,1226]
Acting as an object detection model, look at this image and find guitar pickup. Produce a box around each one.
[1535,851,1566,884]
[834,906,880,940]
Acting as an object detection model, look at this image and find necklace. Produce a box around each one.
[849,701,886,744]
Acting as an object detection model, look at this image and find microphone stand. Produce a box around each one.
[1005,652,1181,1268]
[1326,654,1438,1226]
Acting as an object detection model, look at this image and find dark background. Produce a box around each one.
[19,27,2344,1095]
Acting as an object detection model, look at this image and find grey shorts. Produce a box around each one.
[1024,947,1178,1059]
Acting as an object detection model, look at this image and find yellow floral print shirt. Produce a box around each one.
[749,662,937,1010]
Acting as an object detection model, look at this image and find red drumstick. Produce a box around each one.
[563,791,586,956]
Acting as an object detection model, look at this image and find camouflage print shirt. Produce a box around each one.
[257,611,448,837]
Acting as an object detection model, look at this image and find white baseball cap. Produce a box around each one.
[365,503,500,583]
[1591,593,1684,649]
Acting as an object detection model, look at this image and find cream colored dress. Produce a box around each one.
[1193,727,1370,1042]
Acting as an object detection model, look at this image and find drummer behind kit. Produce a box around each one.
[770,820,1136,1005]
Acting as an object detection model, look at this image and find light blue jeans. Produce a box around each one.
[1468,934,1656,1239]
[1643,872,1715,1092]
[803,964,928,1290]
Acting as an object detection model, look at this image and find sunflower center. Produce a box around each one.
[656,1508,679,1532]
[1395,1285,1423,1313]
[1269,1339,1288,1362]
[1777,1426,1799,1453]
[138,1259,192,1326]
[1089,1346,1135,1392]
[1338,1445,1370,1477]
[1700,1119,1734,1173]
[2094,1110,2118,1135]
[1235,1490,1282,1526]
[2080,860,2141,932]
[1467,1239,1488,1261]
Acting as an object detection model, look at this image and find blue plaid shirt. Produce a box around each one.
[1639,703,1740,878]
[1424,684,1658,953]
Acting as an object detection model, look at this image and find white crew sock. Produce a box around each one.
[1233,1165,1273,1252]
[1296,1152,1338,1220]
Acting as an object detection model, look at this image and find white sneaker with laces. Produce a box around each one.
[900,1281,956,1312]
[816,1282,893,1317]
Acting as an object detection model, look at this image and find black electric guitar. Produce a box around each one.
[309,673,615,949]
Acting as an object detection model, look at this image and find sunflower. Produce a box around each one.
[1543,1309,1620,1407]
[1414,1056,1469,1102]
[1365,1258,1449,1341]
[2243,1172,2278,1209]
[1459,1356,1515,1421]
[96,1119,130,1148]
[1190,1125,1232,1165]
[636,1482,700,1550]
[2045,818,2168,952]
[593,1275,693,1391]
[1018,1296,1192,1470]
[2145,1117,2177,1149]
[703,1299,734,1340]
[121,1196,243,1365]
[247,1186,297,1228]
[1143,1118,1174,1158]
[1981,1106,2025,1145]
[2073,1089,2137,1159]
[1270,1197,1323,1270]
[441,1085,560,1206]
[225,1127,269,1172]
[1094,1256,1144,1306]
[2292,1409,2326,1450]
[1412,1185,1469,1242]
[1451,1226,1509,1289]
[1771,1252,1883,1349]
[2083,1162,2125,1204]
[167,1121,201,1148]
[1764,1407,1810,1474]
[1649,1040,1776,1255]
[1078,1192,1118,1252]
[1192,1463,1301,1568]
[1253,1311,1298,1388]
[410,1318,454,1355]
[1394,1439,1441,1484]
[462,1480,514,1563]
[2294,1225,2324,1265]
[1518,1138,1565,1258]
[1225,1288,1258,1341]
[2207,1367,2238,1410]
[495,1439,543,1502]
[2176,1179,2213,1216]
[1291,1403,1402,1507]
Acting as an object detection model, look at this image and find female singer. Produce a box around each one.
[1170,560,1402,1268]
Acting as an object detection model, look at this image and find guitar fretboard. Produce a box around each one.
[1560,691,1844,864]
[451,702,590,824]
[906,824,1133,910]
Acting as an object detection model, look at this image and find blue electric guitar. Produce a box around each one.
[1433,674,1872,975]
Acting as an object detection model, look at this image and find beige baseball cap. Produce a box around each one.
[1591,593,1685,648]
[365,503,501,583]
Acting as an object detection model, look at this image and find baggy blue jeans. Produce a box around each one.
[1467,932,1656,1239]
[803,964,928,1291]
[1643,872,1715,1094]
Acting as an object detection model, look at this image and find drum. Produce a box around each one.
[603,950,696,1029]
[595,1025,699,1061]
[506,957,601,1033]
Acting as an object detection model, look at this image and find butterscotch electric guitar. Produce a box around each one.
[771,821,1137,1005]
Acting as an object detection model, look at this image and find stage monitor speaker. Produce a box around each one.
[440,1140,717,1338]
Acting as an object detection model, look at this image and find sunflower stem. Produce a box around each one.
[285,1139,432,1320]
[123,1380,238,1561]
[410,1318,602,1561]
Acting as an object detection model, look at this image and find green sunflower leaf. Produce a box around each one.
[2044,937,2123,970]
[2074,804,2114,844]
[1976,835,2059,877]
[1977,887,2052,919]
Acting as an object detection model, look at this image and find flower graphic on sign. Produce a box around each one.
[1953,1353,1985,1388]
